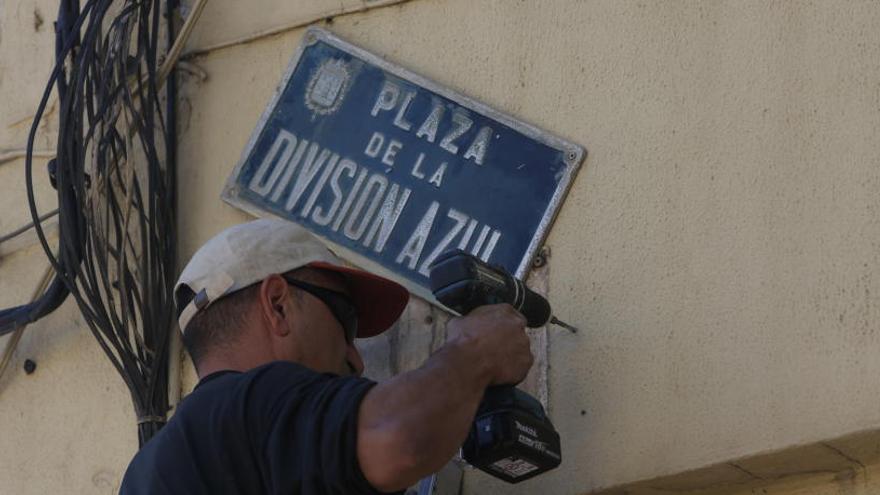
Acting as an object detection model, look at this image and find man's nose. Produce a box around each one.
[345,344,365,377]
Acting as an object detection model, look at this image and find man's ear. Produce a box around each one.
[258,275,293,337]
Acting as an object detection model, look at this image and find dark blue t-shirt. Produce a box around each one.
[120,361,397,495]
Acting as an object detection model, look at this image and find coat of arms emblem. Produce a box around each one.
[305,59,351,116]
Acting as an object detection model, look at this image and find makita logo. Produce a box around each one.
[515,420,537,437]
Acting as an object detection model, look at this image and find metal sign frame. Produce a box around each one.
[222,27,585,302]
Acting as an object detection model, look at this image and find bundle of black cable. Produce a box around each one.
[0,0,179,447]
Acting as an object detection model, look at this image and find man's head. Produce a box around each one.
[175,219,409,377]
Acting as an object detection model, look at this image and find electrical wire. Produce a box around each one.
[0,0,91,341]
[0,210,59,247]
[157,0,207,87]
[0,265,54,396]
[0,0,204,447]
[0,0,185,446]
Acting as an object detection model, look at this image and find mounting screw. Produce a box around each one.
[533,246,551,268]
[23,359,37,375]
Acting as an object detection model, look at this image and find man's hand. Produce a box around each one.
[446,304,533,386]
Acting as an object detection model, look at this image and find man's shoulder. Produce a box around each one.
[121,361,380,495]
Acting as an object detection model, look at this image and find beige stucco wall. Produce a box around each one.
[1,0,879,494]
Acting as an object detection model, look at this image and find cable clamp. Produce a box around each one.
[137,415,167,425]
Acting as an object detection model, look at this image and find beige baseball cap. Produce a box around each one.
[174,218,409,337]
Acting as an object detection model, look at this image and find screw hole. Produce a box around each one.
[23,359,37,375]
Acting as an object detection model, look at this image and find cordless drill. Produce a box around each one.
[428,250,573,484]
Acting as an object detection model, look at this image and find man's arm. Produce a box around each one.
[357,304,533,492]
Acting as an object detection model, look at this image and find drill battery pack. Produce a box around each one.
[463,387,562,484]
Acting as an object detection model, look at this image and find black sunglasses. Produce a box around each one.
[282,275,358,343]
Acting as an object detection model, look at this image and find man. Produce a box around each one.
[120,218,533,494]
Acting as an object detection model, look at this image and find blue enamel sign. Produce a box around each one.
[222,28,585,299]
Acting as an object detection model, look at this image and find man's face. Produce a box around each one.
[281,268,365,377]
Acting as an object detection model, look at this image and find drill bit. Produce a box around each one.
[550,316,578,333]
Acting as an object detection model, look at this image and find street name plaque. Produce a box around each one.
[223,28,585,299]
